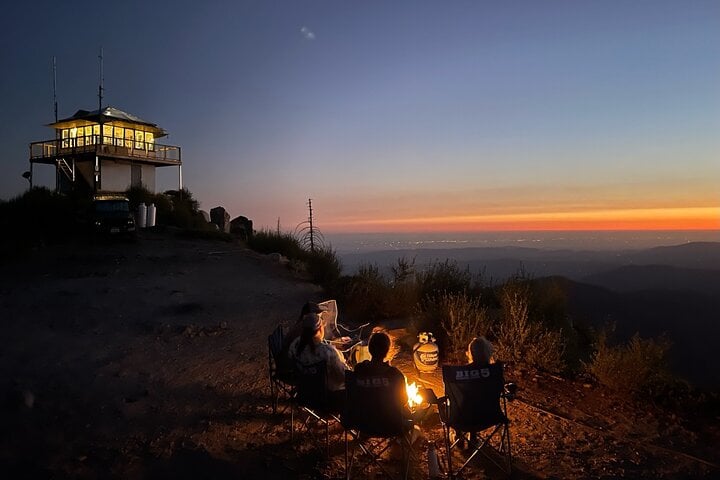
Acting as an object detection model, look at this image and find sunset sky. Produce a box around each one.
[1,0,718,234]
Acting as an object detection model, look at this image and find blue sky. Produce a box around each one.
[1,1,718,232]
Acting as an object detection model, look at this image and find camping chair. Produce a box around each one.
[342,370,415,480]
[438,363,516,479]
[291,360,341,458]
[319,300,369,352]
[268,325,296,414]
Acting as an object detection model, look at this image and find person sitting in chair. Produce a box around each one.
[288,312,348,411]
[353,331,408,405]
[454,336,499,449]
[467,336,494,366]
[282,301,326,358]
[354,332,427,429]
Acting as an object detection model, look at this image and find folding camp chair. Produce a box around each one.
[268,325,296,414]
[319,300,369,352]
[438,363,516,478]
[342,370,415,480]
[291,360,341,458]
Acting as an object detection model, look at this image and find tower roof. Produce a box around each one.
[49,106,167,137]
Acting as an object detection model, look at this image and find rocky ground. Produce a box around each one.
[1,232,718,479]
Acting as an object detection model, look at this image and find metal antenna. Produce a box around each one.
[52,56,58,122]
[98,47,104,112]
[308,198,315,252]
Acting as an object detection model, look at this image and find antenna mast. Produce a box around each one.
[52,56,58,122]
[307,198,315,252]
[98,47,104,112]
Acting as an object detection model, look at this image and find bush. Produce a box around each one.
[416,260,472,307]
[304,246,342,289]
[162,188,210,231]
[494,277,566,373]
[0,187,80,254]
[438,292,493,363]
[340,263,391,322]
[587,332,675,397]
[248,229,305,259]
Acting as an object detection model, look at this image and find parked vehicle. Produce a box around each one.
[92,195,136,237]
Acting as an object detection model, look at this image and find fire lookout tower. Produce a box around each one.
[28,106,182,194]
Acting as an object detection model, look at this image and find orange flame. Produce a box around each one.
[406,381,423,408]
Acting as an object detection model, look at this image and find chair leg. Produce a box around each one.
[290,402,295,442]
[504,424,512,474]
[270,380,277,414]
[345,430,349,480]
[443,424,454,480]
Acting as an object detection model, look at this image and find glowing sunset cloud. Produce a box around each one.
[323,207,720,233]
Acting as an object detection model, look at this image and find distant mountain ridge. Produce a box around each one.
[582,264,720,296]
[339,241,720,281]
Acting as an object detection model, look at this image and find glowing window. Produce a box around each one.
[84,125,93,145]
[145,132,154,151]
[125,129,134,148]
[114,127,124,147]
[103,125,113,145]
[61,129,69,148]
[135,130,144,149]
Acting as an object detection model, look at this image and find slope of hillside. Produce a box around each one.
[1,233,718,479]
[549,277,720,388]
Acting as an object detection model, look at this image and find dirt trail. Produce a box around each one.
[1,233,718,479]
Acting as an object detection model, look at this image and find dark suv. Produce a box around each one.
[92,196,136,236]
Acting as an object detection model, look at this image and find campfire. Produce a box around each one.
[406,381,423,408]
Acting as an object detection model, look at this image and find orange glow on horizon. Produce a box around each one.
[323,206,720,233]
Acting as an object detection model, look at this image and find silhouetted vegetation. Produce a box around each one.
[127,186,211,232]
[327,257,685,385]
[586,330,677,397]
[247,229,343,288]
[248,229,306,259]
[0,187,87,256]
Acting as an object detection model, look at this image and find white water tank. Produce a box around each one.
[146,203,156,228]
[137,204,147,229]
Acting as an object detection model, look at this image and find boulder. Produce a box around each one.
[199,210,210,223]
[230,216,253,241]
[210,206,231,233]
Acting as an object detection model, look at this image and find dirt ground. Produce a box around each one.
[1,232,718,479]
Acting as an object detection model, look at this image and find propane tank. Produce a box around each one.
[137,203,147,229]
[413,332,439,372]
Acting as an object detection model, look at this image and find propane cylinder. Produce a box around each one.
[413,332,439,372]
[137,204,147,229]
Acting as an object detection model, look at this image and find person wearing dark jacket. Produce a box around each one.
[353,331,407,406]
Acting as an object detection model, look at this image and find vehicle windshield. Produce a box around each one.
[94,201,130,213]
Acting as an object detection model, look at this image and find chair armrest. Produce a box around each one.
[503,382,518,400]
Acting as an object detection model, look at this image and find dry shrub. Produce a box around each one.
[345,263,390,321]
[439,292,493,363]
[587,332,674,397]
[388,256,419,319]
[494,279,566,373]
[416,259,472,307]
